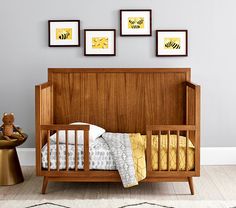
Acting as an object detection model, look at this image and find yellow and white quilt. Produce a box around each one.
[102,133,195,188]
[102,133,144,188]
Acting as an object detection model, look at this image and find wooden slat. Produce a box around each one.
[146,130,152,173]
[50,85,54,124]
[195,86,201,176]
[42,170,120,178]
[35,85,42,175]
[66,130,69,171]
[40,170,196,178]
[47,130,50,171]
[56,131,59,171]
[36,82,53,176]
[186,85,189,125]
[47,176,188,183]
[158,131,161,171]
[75,130,78,171]
[49,67,190,73]
[84,130,89,171]
[146,125,196,131]
[41,125,89,131]
[147,171,196,178]
[186,130,189,171]
[167,131,170,171]
[177,131,180,171]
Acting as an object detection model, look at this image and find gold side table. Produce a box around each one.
[0,133,28,185]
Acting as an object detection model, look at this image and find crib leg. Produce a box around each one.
[188,177,194,195]
[41,176,48,194]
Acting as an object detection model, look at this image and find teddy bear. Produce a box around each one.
[0,113,25,141]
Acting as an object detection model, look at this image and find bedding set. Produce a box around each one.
[42,122,195,187]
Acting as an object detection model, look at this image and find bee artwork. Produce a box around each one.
[164,38,181,50]
[56,28,72,40]
[156,30,188,56]
[120,10,151,36]
[128,17,144,29]
[92,37,108,49]
[49,20,80,47]
[84,29,115,56]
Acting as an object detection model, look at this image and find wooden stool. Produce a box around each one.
[0,133,27,185]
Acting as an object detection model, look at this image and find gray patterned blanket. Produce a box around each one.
[102,132,138,188]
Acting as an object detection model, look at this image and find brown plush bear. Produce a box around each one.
[1,113,25,141]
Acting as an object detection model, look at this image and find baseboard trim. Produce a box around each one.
[16,147,236,166]
[200,147,236,165]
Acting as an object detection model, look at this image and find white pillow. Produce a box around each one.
[50,122,105,145]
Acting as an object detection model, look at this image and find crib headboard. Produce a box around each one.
[48,68,190,134]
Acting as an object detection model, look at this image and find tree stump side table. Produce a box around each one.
[0,133,28,185]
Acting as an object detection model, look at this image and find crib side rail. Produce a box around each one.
[35,82,53,175]
[146,125,200,177]
[35,82,53,125]
[185,81,200,128]
[186,81,200,176]
[39,124,90,174]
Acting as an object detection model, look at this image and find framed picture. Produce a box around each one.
[120,9,152,36]
[156,30,188,57]
[84,29,116,56]
[48,20,80,47]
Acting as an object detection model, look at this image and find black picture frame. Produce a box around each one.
[120,9,152,36]
[84,29,116,56]
[156,30,188,57]
[48,20,80,47]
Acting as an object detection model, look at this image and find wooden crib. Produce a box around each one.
[35,68,200,194]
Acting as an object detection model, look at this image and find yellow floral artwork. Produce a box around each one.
[164,38,181,49]
[92,37,108,49]
[56,28,72,40]
[128,17,144,29]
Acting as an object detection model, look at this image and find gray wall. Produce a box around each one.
[0,0,235,148]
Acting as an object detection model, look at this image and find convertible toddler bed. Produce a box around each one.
[35,68,200,194]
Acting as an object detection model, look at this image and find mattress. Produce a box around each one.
[41,135,195,171]
[42,137,116,170]
[143,135,195,171]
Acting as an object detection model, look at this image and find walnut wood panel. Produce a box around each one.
[48,68,190,134]
[35,83,53,175]
[40,86,53,125]
[39,86,53,146]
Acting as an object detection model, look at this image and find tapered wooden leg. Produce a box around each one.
[41,176,48,194]
[188,177,194,195]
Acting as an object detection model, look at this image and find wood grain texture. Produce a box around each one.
[35,68,200,195]
[185,81,201,176]
[66,130,69,171]
[47,131,50,171]
[75,130,78,171]
[158,131,161,171]
[49,68,190,134]
[41,176,48,194]
[188,177,194,195]
[35,83,53,175]
[84,130,89,171]
[56,132,59,171]
[167,130,170,171]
